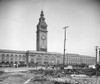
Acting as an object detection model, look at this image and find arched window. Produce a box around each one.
[2,54,5,61]
[43,55,49,64]
[15,55,18,60]
[50,56,56,64]
[36,55,42,64]
[6,54,9,61]
[10,54,13,60]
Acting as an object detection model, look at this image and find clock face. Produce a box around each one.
[41,35,46,40]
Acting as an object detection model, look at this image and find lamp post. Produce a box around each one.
[63,26,69,70]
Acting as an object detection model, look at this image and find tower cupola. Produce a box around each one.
[37,11,47,30]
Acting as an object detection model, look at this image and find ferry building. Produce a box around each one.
[0,11,95,67]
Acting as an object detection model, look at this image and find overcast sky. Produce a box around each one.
[0,0,100,57]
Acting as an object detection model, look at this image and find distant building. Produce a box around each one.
[65,54,95,65]
[0,11,96,67]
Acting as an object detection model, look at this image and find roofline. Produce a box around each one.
[0,49,26,54]
[28,50,62,55]
[0,49,95,58]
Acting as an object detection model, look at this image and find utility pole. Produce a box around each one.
[95,46,98,64]
[63,26,69,70]
[99,48,100,64]
[95,46,98,77]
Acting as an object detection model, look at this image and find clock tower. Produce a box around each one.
[36,11,48,52]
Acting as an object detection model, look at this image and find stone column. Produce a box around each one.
[26,51,29,67]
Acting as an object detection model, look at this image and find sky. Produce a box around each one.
[0,0,100,57]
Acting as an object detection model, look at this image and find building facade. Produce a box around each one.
[0,49,95,67]
[0,11,96,67]
[0,49,27,67]
[65,54,95,65]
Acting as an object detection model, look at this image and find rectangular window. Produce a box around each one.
[10,55,13,60]
[15,55,18,60]
[19,55,21,60]
[23,55,26,60]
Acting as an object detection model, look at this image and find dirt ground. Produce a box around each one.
[0,68,100,84]
[0,68,54,84]
[0,72,33,84]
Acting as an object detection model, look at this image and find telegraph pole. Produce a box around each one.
[63,26,69,70]
[95,46,98,64]
[95,46,98,77]
[99,48,100,64]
